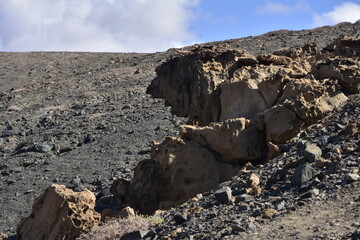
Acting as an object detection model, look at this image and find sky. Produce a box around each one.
[0,0,359,52]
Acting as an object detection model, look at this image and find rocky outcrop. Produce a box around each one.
[112,137,222,214]
[313,36,360,94]
[17,184,100,240]
[179,118,264,163]
[147,46,257,126]
[113,36,359,214]
[262,76,347,144]
[147,40,352,143]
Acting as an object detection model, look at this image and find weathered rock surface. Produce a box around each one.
[17,184,100,240]
[153,93,360,239]
[179,118,264,163]
[114,36,359,214]
[147,46,252,126]
[314,36,360,93]
[147,39,353,143]
[112,137,220,214]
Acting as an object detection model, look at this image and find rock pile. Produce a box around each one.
[113,36,359,214]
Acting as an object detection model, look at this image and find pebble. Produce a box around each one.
[231,223,246,232]
[262,208,277,219]
[275,200,286,211]
[138,148,151,155]
[238,204,250,211]
[315,158,331,168]
[300,188,320,199]
[24,189,34,194]
[84,134,96,143]
[173,212,187,225]
[336,123,346,130]
[247,222,258,231]
[303,144,322,162]
[291,164,316,186]
[120,230,155,240]
[345,173,359,182]
[72,103,85,110]
[214,187,232,204]
[34,143,52,153]
[70,176,82,187]
[0,232,8,240]
[125,150,133,155]
[235,194,254,202]
[177,231,189,238]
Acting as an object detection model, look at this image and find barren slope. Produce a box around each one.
[0,21,359,236]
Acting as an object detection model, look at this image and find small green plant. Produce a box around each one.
[143,215,165,225]
[135,212,165,226]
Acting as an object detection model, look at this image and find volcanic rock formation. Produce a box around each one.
[113,36,359,214]
[17,184,100,240]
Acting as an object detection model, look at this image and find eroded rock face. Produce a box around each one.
[17,184,100,240]
[179,118,264,163]
[114,36,359,214]
[148,39,352,143]
[147,45,257,126]
[263,77,347,144]
[314,36,360,94]
[112,137,220,214]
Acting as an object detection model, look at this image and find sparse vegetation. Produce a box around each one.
[78,217,149,240]
[140,215,165,226]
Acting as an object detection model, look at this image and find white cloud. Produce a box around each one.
[0,0,200,52]
[313,2,360,27]
[256,0,310,15]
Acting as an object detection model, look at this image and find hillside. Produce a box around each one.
[0,21,359,239]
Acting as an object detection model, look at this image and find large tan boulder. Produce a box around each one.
[154,138,220,209]
[112,137,220,214]
[180,118,264,163]
[17,184,100,240]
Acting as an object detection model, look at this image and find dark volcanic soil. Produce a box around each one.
[0,21,359,236]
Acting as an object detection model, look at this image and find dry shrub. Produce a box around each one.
[78,216,150,240]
